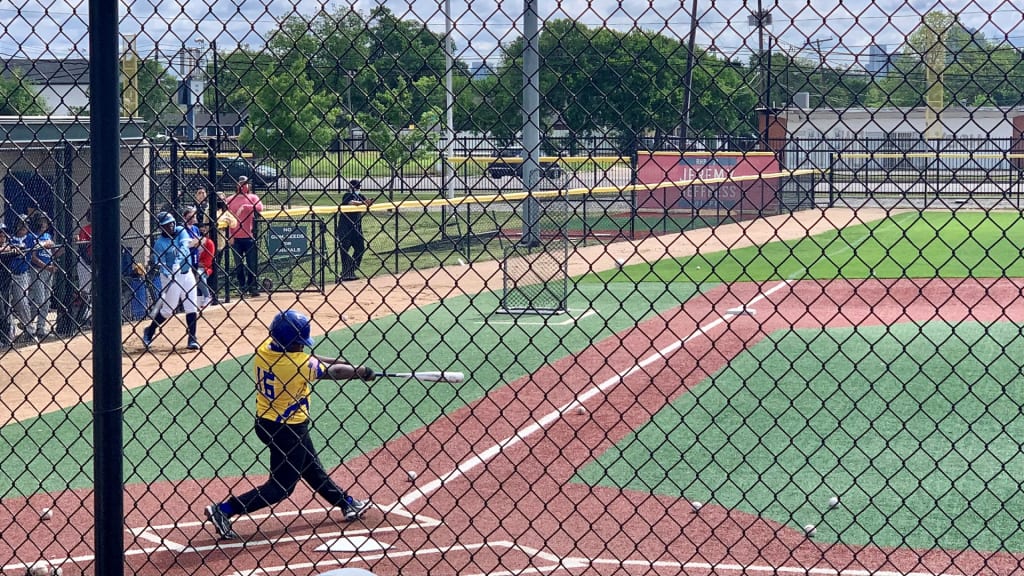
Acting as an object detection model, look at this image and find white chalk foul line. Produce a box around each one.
[400,279,792,508]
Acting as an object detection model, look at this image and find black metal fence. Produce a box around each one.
[4,3,1024,576]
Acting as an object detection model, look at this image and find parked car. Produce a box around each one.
[217,157,280,190]
[486,153,563,180]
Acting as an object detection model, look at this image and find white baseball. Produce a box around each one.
[406,470,417,481]
[804,524,816,537]
[828,496,840,509]
[576,406,586,415]
[615,258,625,267]
[39,508,52,521]
[27,562,51,576]
[691,501,702,512]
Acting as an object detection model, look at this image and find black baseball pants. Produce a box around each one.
[226,418,350,514]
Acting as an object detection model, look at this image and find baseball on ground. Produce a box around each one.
[39,508,52,521]
[804,524,816,537]
[406,470,417,481]
[27,561,60,576]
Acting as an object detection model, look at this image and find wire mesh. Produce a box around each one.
[3,1,1024,576]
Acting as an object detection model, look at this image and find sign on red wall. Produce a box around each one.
[636,151,780,214]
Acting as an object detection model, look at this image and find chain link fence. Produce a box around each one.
[3,1,1024,575]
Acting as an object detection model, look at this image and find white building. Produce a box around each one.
[779,105,1024,173]
[782,106,1024,142]
[0,59,89,116]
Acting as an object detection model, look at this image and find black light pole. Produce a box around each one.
[749,5,773,149]
[680,0,700,150]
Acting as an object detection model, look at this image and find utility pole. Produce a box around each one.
[748,5,772,149]
[805,37,834,104]
[679,0,700,150]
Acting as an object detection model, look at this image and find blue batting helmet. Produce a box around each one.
[269,310,315,348]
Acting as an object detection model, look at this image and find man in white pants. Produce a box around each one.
[142,211,201,351]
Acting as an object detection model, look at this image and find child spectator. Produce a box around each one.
[197,223,216,307]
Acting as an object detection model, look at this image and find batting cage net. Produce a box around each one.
[5,2,1024,576]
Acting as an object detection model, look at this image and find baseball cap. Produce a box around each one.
[157,211,175,226]
[349,179,361,188]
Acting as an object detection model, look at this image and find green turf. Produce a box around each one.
[0,281,707,498]
[575,320,1024,553]
[586,211,1024,283]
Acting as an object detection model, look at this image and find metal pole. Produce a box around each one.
[680,0,699,149]
[444,0,454,200]
[89,0,124,573]
[521,0,541,246]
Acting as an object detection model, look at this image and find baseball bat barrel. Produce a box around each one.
[382,371,464,383]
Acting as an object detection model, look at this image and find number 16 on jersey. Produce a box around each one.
[257,367,277,399]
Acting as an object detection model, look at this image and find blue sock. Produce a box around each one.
[218,502,234,516]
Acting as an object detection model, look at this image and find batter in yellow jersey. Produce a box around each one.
[254,338,321,424]
[203,310,376,540]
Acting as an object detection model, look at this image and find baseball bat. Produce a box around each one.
[381,371,464,383]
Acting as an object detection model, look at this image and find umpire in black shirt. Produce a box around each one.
[337,179,373,282]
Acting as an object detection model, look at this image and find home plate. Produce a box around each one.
[726,306,756,316]
[316,535,391,552]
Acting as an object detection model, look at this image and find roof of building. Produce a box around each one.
[1,59,89,86]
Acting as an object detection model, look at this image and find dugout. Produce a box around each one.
[0,116,150,329]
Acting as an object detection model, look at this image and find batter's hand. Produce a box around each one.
[356,366,376,381]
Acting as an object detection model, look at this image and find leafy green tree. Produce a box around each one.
[136,59,178,134]
[355,77,441,187]
[208,47,277,115]
[241,58,342,161]
[0,72,48,115]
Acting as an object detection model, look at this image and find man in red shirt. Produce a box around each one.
[225,176,264,296]
[75,209,93,322]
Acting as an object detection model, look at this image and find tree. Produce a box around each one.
[241,58,342,161]
[136,59,178,135]
[0,72,48,115]
[356,77,440,189]
[208,47,277,116]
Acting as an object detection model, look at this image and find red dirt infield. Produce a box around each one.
[4,277,1024,576]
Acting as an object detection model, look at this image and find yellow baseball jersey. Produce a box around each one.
[254,338,324,424]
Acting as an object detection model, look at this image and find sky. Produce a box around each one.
[1,0,1022,73]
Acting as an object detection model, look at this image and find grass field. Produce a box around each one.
[577,320,1024,552]
[0,283,701,497]
[590,211,1024,283]
[575,209,1024,552]
[8,209,1024,556]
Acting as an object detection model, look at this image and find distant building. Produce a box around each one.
[469,61,493,79]
[0,59,89,115]
[866,44,893,76]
